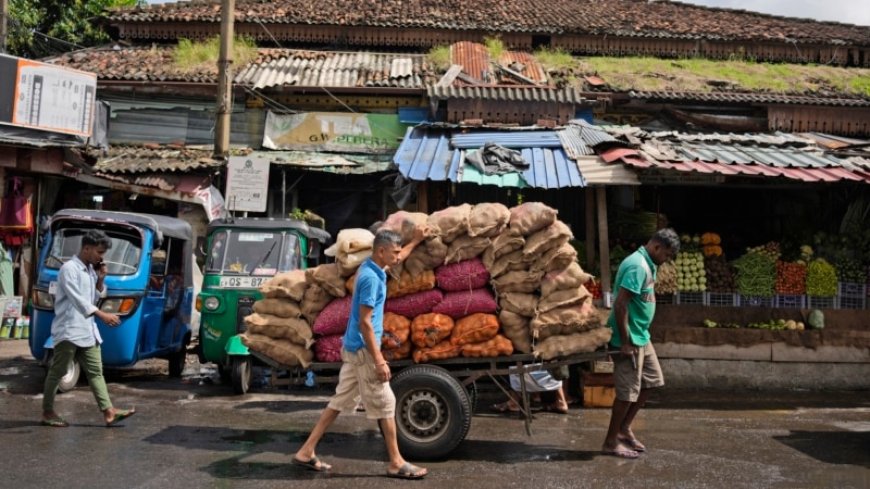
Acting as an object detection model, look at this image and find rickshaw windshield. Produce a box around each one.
[205,230,301,275]
[45,227,143,275]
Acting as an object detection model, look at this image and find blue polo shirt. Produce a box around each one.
[342,258,387,352]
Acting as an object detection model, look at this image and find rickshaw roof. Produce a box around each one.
[207,217,330,243]
[50,210,193,241]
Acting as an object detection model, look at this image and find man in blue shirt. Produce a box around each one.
[293,228,429,479]
[41,230,136,428]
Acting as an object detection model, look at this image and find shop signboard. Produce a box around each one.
[0,54,97,137]
[262,111,408,154]
[226,155,270,212]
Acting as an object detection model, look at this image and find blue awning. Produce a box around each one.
[393,127,586,189]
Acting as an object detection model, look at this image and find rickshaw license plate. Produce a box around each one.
[219,277,269,288]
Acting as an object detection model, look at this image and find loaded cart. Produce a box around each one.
[250,349,611,460]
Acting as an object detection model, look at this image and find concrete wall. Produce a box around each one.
[661,358,870,390]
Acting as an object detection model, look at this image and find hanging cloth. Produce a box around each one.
[0,243,14,296]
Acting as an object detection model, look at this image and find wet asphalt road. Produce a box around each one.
[0,339,868,489]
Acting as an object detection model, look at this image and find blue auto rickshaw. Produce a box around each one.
[30,210,194,391]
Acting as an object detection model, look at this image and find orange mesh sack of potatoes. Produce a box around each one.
[461,334,514,358]
[411,313,455,348]
[413,340,462,363]
[450,313,500,346]
[383,341,412,361]
[387,270,437,299]
[382,312,411,350]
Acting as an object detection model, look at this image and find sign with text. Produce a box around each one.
[0,54,97,137]
[226,155,270,212]
[262,111,408,154]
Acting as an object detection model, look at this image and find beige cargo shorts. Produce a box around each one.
[613,342,665,402]
[327,348,396,420]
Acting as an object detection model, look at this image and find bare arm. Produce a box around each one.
[396,226,430,262]
[614,287,637,357]
[358,304,390,382]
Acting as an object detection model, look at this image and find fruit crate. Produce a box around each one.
[655,293,676,305]
[836,283,867,309]
[739,295,774,307]
[807,296,836,309]
[707,292,738,307]
[676,291,707,305]
[775,294,807,309]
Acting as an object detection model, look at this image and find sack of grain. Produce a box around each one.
[483,228,524,270]
[523,220,573,258]
[509,202,557,236]
[306,263,347,298]
[314,334,343,362]
[461,334,513,358]
[253,298,303,318]
[435,259,490,292]
[499,292,539,317]
[450,313,500,346]
[488,249,533,278]
[241,333,314,368]
[380,211,429,244]
[383,341,412,361]
[382,312,411,350]
[537,286,591,313]
[411,313,455,348]
[432,288,498,319]
[385,288,444,317]
[541,262,594,296]
[530,299,601,339]
[404,236,448,276]
[243,313,313,348]
[387,270,437,299]
[445,234,491,264]
[491,269,544,294]
[428,204,472,243]
[413,340,462,363]
[532,242,577,274]
[260,269,308,301]
[301,283,333,324]
[499,310,532,353]
[324,228,374,257]
[313,296,353,336]
[468,203,510,238]
[337,249,371,277]
[533,328,612,360]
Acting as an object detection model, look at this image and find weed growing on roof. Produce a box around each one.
[484,37,506,61]
[173,36,257,72]
[427,45,451,72]
[533,48,576,72]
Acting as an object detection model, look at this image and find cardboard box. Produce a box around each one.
[583,385,616,408]
[582,372,614,387]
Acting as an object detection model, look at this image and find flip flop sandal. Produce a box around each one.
[618,436,647,452]
[41,417,69,428]
[106,408,136,427]
[602,448,640,460]
[386,462,427,479]
[292,456,332,472]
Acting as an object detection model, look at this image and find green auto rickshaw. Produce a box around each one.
[196,217,330,393]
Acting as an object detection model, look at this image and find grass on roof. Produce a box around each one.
[427,45,451,72]
[484,37,506,61]
[577,56,870,97]
[173,36,257,72]
[534,48,577,72]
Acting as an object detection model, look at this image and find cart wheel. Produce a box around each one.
[167,335,190,378]
[217,364,231,383]
[391,365,472,460]
[465,381,478,414]
[231,356,252,395]
[44,351,80,393]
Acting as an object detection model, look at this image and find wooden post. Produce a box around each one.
[416,181,429,213]
[596,186,611,303]
[0,0,7,54]
[213,0,235,158]
[585,189,595,271]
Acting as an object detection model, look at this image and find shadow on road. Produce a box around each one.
[644,389,870,411]
[774,430,870,468]
[233,400,327,413]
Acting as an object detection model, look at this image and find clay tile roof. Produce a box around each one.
[107,0,870,46]
[47,46,434,88]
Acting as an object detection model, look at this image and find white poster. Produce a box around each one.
[196,185,226,222]
[12,59,97,137]
[226,155,270,212]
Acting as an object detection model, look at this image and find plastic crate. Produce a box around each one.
[838,282,867,298]
[676,291,707,305]
[707,292,737,307]
[739,295,774,307]
[775,294,807,309]
[837,295,866,310]
[655,293,676,305]
[807,296,836,309]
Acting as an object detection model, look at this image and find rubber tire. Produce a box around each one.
[167,336,190,378]
[231,356,252,395]
[44,351,80,393]
[217,364,231,383]
[391,364,472,460]
[465,381,479,414]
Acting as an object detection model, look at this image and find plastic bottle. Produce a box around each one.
[305,370,316,387]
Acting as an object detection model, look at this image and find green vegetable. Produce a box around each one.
[807,310,825,330]
[675,251,707,292]
[806,258,838,297]
[733,252,776,297]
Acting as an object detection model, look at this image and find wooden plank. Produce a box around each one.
[435,64,463,87]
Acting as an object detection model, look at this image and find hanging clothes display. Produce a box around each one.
[0,243,14,296]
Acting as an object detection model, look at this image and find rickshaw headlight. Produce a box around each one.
[33,290,54,309]
[195,296,202,312]
[204,296,220,311]
[100,298,138,316]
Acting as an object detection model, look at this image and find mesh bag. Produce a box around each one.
[314,334,344,363]
[435,259,490,292]
[432,288,498,319]
[312,296,352,336]
[385,289,444,317]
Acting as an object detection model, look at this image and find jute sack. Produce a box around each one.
[483,228,524,270]
[243,313,313,347]
[445,234,491,264]
[491,269,544,294]
[530,299,601,339]
[404,236,448,276]
[488,249,533,278]
[260,269,308,301]
[337,249,371,277]
[498,292,539,317]
[380,211,429,244]
[533,327,612,361]
[499,310,532,353]
[301,283,333,324]
[428,204,472,243]
[241,333,314,368]
[532,242,577,274]
[324,228,374,257]
[537,286,592,314]
[541,262,594,296]
[468,203,510,238]
[306,263,347,298]
[253,298,303,318]
[509,202,558,236]
[523,220,573,258]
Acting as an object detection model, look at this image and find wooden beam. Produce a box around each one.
[435,64,463,87]
[596,186,611,305]
[416,181,429,213]
[585,189,595,271]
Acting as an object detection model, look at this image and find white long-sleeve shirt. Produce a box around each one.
[50,255,106,347]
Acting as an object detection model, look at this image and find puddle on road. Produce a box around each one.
[221,430,276,446]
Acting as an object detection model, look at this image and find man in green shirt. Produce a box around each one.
[602,228,679,459]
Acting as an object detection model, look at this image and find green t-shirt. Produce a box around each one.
[607,247,657,347]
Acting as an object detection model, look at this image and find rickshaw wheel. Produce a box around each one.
[217,364,232,383]
[168,335,190,378]
[44,351,80,393]
[231,356,252,394]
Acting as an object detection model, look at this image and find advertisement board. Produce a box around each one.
[262,111,408,154]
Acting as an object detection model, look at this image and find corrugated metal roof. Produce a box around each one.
[92,146,226,174]
[427,85,584,103]
[574,156,640,186]
[449,41,548,84]
[251,150,393,174]
[630,90,870,108]
[394,127,586,188]
[451,131,562,148]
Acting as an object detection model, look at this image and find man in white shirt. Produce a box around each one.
[41,230,136,427]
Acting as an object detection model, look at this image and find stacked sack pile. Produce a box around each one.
[241,202,610,366]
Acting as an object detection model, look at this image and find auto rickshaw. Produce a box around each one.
[30,210,195,391]
[196,217,329,393]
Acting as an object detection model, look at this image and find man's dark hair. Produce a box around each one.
[82,230,112,249]
[373,229,402,251]
[650,228,679,253]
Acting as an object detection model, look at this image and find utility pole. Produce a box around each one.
[213,0,235,158]
[1,0,8,54]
